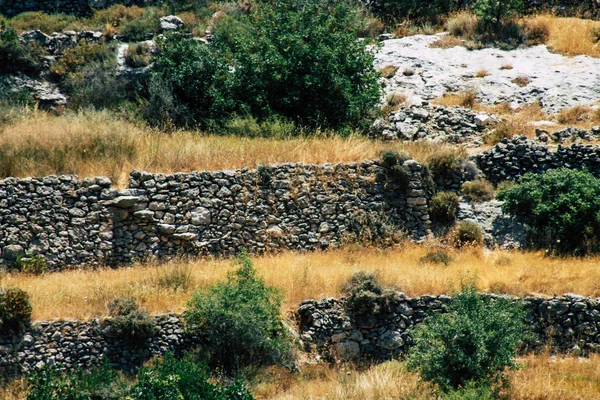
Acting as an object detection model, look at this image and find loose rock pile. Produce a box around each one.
[535,126,600,144]
[371,104,495,145]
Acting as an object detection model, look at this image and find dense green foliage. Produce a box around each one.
[128,353,254,400]
[473,0,523,32]
[25,354,253,400]
[184,253,291,371]
[373,0,460,23]
[26,360,127,400]
[407,282,525,393]
[429,191,460,225]
[150,0,381,130]
[104,297,157,345]
[497,168,600,255]
[380,149,411,187]
[0,23,45,75]
[0,287,32,334]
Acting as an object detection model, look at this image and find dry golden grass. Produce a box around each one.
[511,75,530,87]
[524,14,600,57]
[475,69,489,78]
[0,109,456,188]
[434,89,479,108]
[252,355,600,400]
[5,244,600,321]
[379,65,399,79]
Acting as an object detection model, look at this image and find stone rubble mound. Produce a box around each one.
[535,126,600,144]
[371,104,496,145]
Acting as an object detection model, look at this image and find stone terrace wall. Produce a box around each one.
[3,293,599,377]
[0,314,198,378]
[0,160,432,269]
[298,293,600,362]
[475,136,600,184]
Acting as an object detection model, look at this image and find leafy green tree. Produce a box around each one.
[150,0,381,130]
[184,253,291,371]
[497,168,600,255]
[473,0,523,32]
[407,281,525,393]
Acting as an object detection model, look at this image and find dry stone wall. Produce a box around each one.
[0,160,432,269]
[3,293,600,377]
[298,293,600,362]
[0,314,198,378]
[475,136,600,184]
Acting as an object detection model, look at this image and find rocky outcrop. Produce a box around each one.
[298,293,600,362]
[376,34,600,114]
[371,104,495,146]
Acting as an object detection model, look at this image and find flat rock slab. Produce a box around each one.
[375,34,600,114]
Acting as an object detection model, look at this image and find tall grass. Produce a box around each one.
[4,245,600,321]
[0,109,461,186]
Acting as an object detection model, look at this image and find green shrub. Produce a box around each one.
[7,11,79,34]
[0,23,46,76]
[26,360,127,400]
[128,353,254,400]
[374,0,460,23]
[497,168,600,255]
[429,191,460,225]
[419,250,453,266]
[125,43,152,68]
[341,271,398,315]
[150,0,381,130]
[184,253,291,371]
[17,254,49,275]
[120,7,164,42]
[380,149,411,187]
[427,151,460,187]
[105,297,157,346]
[407,281,525,393]
[450,220,484,248]
[473,0,523,33]
[0,287,32,335]
[461,179,494,202]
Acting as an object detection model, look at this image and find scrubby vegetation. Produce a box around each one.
[0,287,32,335]
[407,281,526,395]
[498,168,600,255]
[184,253,292,371]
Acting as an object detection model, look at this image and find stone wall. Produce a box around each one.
[0,160,432,269]
[475,136,600,184]
[3,293,599,377]
[0,314,198,378]
[298,293,600,362]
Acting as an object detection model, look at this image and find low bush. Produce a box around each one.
[184,253,291,371]
[427,150,460,186]
[0,287,32,335]
[120,7,164,41]
[7,11,79,33]
[17,254,49,275]
[341,271,399,315]
[125,43,152,68]
[497,168,600,255]
[105,297,157,346]
[473,0,523,33]
[429,191,459,225]
[380,149,411,187]
[450,220,484,248]
[0,23,46,76]
[128,352,254,400]
[407,281,526,393]
[461,179,494,202]
[26,360,127,400]
[419,250,453,266]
